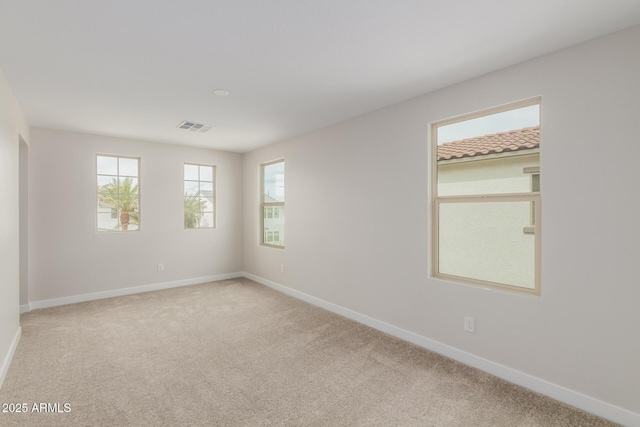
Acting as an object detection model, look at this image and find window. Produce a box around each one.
[432,98,541,294]
[96,155,140,232]
[261,159,284,248]
[184,163,215,229]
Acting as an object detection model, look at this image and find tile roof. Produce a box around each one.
[437,126,540,161]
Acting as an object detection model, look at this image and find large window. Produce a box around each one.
[432,98,541,294]
[97,155,140,232]
[184,163,215,229]
[261,159,284,248]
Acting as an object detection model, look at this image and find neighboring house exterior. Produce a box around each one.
[437,126,540,289]
[263,193,285,245]
[96,204,119,231]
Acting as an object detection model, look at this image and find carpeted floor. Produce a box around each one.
[0,278,617,426]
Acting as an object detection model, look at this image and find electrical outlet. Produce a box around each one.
[464,316,475,333]
[280,264,285,273]
[157,263,164,272]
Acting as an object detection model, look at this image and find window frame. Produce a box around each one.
[431,98,541,295]
[183,163,216,230]
[96,154,141,233]
[260,159,285,249]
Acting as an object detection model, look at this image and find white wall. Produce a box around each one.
[28,128,243,303]
[243,25,640,419]
[19,140,28,305]
[0,70,29,387]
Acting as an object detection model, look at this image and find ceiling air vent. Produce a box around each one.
[177,120,214,133]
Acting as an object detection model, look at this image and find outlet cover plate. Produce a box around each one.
[464,316,475,333]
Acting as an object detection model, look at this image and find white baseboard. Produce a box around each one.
[0,327,21,390]
[25,272,244,312]
[242,272,640,427]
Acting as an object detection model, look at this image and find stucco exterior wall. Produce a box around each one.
[438,152,539,288]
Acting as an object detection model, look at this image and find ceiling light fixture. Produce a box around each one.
[213,89,230,97]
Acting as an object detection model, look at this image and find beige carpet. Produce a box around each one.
[0,278,616,426]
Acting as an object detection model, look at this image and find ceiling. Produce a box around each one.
[1,1,640,153]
